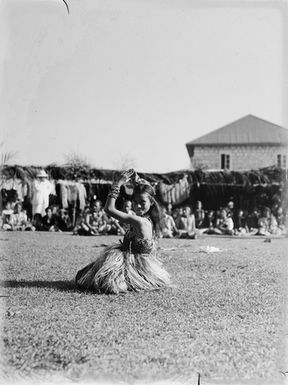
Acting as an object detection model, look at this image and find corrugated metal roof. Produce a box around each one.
[186,115,288,146]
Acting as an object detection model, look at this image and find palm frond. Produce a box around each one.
[0,151,17,166]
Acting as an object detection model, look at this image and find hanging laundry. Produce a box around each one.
[159,175,191,205]
[76,182,87,211]
[58,180,69,209]
[1,178,30,202]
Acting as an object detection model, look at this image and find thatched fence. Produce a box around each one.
[1,165,287,215]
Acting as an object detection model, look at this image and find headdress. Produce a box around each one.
[133,173,155,195]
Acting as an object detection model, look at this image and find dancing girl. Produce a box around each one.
[75,169,171,294]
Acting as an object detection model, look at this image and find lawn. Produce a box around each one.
[0,232,287,385]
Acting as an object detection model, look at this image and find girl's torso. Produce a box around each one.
[121,217,155,254]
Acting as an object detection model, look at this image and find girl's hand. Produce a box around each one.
[116,169,135,186]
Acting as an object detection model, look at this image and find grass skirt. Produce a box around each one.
[75,244,171,294]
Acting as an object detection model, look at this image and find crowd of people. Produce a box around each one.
[1,196,287,238]
[162,200,287,238]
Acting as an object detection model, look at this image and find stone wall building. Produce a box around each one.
[186,115,288,171]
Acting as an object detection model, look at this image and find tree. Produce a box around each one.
[192,161,208,171]
[0,143,17,211]
[114,153,137,171]
[63,151,92,169]
[0,142,17,167]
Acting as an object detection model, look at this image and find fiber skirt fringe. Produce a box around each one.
[75,244,171,294]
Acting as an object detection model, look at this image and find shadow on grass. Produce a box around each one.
[1,279,77,292]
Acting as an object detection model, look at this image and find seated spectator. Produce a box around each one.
[246,208,260,232]
[32,214,43,231]
[269,207,286,236]
[269,212,279,235]
[90,200,107,233]
[73,200,106,235]
[99,213,125,235]
[91,199,103,212]
[122,199,134,215]
[57,209,73,232]
[194,200,205,229]
[109,217,125,235]
[255,206,285,236]
[234,209,249,235]
[172,207,182,222]
[91,200,105,223]
[73,207,97,236]
[175,205,197,239]
[256,207,272,236]
[88,209,101,234]
[274,206,287,234]
[226,200,235,220]
[9,202,35,231]
[207,208,234,235]
[119,199,135,232]
[204,210,216,228]
[42,206,58,232]
[200,210,216,234]
[88,204,118,235]
[51,205,60,223]
[167,202,173,216]
[161,206,179,238]
[1,202,14,231]
[90,194,98,209]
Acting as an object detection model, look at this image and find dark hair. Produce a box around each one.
[14,202,22,210]
[132,183,163,238]
[262,206,271,216]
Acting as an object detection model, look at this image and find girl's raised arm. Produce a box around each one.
[104,170,143,227]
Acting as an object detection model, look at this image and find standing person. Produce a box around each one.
[75,169,171,294]
[32,169,53,221]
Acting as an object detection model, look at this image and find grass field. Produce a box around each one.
[0,232,287,385]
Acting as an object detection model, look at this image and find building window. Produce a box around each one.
[221,154,230,170]
[277,154,287,168]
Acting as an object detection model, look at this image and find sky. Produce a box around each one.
[0,0,286,172]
